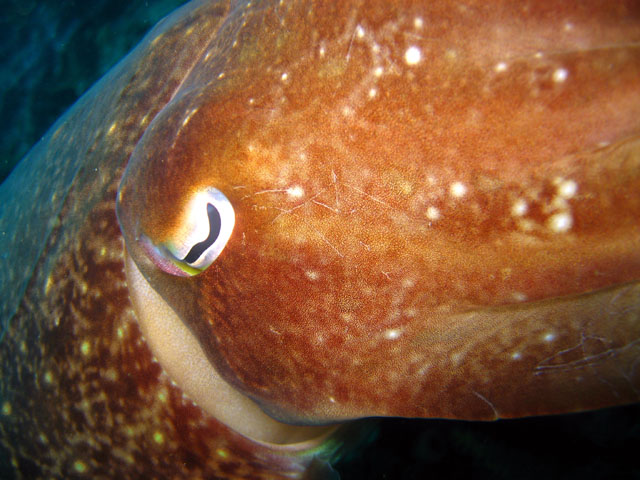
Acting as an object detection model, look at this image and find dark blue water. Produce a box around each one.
[0,0,189,181]
[0,1,638,479]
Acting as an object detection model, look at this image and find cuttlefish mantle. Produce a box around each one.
[1,0,639,478]
[117,0,640,425]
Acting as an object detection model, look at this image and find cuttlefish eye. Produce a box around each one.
[142,187,235,277]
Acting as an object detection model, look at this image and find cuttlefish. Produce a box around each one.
[1,0,639,478]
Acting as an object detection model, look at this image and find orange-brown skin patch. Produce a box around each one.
[118,0,640,424]
[1,0,639,478]
[1,181,333,479]
[0,1,354,478]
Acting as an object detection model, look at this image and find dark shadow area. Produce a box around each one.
[0,0,189,181]
[335,403,640,479]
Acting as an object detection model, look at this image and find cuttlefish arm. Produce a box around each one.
[0,1,364,478]
[117,0,640,425]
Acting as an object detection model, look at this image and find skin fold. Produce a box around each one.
[0,0,639,478]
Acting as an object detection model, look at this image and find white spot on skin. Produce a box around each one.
[402,278,415,289]
[281,72,288,82]
[564,22,574,32]
[181,109,197,127]
[404,46,422,65]
[286,185,305,198]
[449,181,467,198]
[305,270,319,281]
[319,46,326,57]
[414,17,424,29]
[553,68,569,83]
[374,66,384,77]
[341,313,354,323]
[511,352,522,360]
[342,106,354,117]
[543,332,556,342]
[494,62,508,73]
[426,206,441,221]
[511,198,528,217]
[368,88,378,98]
[450,352,464,366]
[512,292,527,302]
[556,179,578,199]
[385,329,402,340]
[417,363,431,376]
[404,308,417,318]
[548,212,573,233]
[356,25,365,38]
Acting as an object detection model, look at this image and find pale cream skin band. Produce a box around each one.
[125,253,334,446]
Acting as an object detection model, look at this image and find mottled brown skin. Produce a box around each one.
[1,0,640,478]
[0,1,351,478]
[118,0,640,425]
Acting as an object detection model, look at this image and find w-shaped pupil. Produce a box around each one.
[182,203,222,264]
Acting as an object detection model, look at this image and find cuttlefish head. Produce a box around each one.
[116,0,640,438]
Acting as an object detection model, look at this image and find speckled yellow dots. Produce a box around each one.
[73,460,87,473]
[153,431,165,445]
[216,448,229,459]
[44,275,53,295]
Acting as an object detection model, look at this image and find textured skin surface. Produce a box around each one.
[0,1,349,478]
[118,0,640,424]
[0,0,638,478]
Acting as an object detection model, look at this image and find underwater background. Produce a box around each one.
[0,1,638,478]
